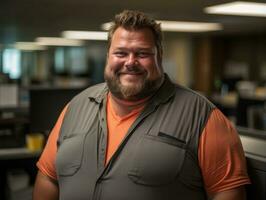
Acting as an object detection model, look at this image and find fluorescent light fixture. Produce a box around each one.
[101,22,113,31]
[102,21,222,32]
[35,37,84,46]
[205,1,266,17]
[14,42,47,51]
[62,31,108,41]
[158,20,222,32]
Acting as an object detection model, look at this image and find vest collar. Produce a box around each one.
[150,73,176,106]
[87,83,108,104]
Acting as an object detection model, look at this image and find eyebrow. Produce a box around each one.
[113,47,155,52]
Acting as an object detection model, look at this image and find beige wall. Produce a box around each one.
[163,35,193,87]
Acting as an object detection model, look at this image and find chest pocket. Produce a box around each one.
[128,132,186,186]
[56,134,85,176]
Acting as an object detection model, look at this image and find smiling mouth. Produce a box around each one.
[119,72,146,80]
[118,68,145,75]
[118,72,145,83]
[120,72,143,76]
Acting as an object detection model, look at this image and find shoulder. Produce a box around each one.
[64,83,108,111]
[157,75,215,110]
[168,84,216,121]
[71,82,107,102]
[175,84,214,107]
[61,82,107,128]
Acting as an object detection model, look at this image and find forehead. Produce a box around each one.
[110,27,155,49]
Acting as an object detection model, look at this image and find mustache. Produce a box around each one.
[116,65,146,75]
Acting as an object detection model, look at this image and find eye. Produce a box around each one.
[136,52,154,58]
[113,51,127,58]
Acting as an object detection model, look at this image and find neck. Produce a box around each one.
[109,93,149,117]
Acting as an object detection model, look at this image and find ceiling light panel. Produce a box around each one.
[62,31,108,41]
[35,37,84,46]
[14,42,47,51]
[102,21,222,32]
[158,20,222,32]
[205,1,266,17]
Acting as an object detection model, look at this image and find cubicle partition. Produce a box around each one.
[0,86,86,200]
[236,96,266,130]
[29,86,85,134]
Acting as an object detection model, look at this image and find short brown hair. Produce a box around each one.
[108,10,163,62]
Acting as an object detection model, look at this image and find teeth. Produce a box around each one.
[126,73,140,75]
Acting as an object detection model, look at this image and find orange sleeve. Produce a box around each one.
[198,108,250,196]
[36,105,68,180]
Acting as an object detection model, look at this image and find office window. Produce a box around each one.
[68,47,87,75]
[54,47,88,76]
[0,49,3,72]
[54,47,65,74]
[3,49,21,79]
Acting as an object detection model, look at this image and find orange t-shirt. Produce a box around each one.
[105,93,147,164]
[37,95,250,196]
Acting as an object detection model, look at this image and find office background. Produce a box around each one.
[0,0,266,199]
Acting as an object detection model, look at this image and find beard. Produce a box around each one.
[104,65,163,101]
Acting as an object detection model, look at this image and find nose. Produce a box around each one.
[125,53,138,66]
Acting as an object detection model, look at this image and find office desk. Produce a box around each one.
[238,127,266,200]
[0,148,41,200]
[0,148,40,160]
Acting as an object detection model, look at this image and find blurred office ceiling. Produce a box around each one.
[1,0,266,44]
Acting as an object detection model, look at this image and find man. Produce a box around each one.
[33,10,250,200]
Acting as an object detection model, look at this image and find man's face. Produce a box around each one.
[104,27,163,101]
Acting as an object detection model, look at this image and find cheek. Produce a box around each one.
[143,61,161,75]
[108,57,124,71]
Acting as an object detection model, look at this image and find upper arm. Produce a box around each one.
[33,171,59,200]
[198,108,250,196]
[34,105,69,199]
[36,105,68,180]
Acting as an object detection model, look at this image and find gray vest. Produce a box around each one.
[56,75,215,200]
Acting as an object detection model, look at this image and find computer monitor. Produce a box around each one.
[29,86,85,134]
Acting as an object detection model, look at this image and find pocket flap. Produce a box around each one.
[128,134,186,186]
